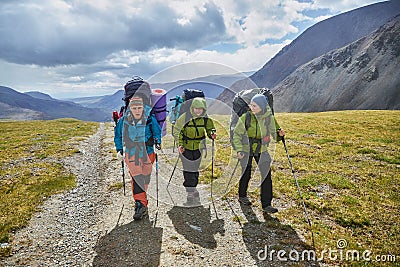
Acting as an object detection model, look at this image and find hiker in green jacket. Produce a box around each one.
[173,97,216,206]
[232,94,285,213]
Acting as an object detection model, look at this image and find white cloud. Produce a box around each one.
[312,0,386,13]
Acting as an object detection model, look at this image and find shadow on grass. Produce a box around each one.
[239,203,319,266]
[93,216,163,266]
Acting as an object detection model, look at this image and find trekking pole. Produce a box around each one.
[155,153,159,208]
[210,130,218,219]
[153,152,159,228]
[121,156,126,196]
[281,135,315,247]
[172,125,176,153]
[226,159,240,192]
[167,154,180,189]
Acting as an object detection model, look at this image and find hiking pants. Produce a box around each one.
[181,149,202,192]
[131,174,151,207]
[239,152,273,208]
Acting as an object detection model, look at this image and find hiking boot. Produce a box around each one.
[184,191,200,206]
[262,205,278,214]
[238,197,252,206]
[133,201,148,221]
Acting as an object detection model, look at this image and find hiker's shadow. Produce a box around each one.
[240,203,319,266]
[167,205,225,249]
[93,217,163,266]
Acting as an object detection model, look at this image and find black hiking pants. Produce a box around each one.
[239,152,273,208]
[181,149,202,192]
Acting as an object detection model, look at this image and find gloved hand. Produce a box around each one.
[211,129,216,140]
[117,149,123,159]
[262,136,270,144]
[155,143,161,150]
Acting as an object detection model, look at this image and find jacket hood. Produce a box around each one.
[190,97,207,117]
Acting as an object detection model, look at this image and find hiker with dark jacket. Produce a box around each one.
[232,94,285,213]
[114,90,162,220]
[173,97,216,206]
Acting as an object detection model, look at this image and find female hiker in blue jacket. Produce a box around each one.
[114,95,162,220]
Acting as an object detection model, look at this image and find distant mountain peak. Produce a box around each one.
[25,91,56,101]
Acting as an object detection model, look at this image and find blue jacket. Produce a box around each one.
[114,105,162,158]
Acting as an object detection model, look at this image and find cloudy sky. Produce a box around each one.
[0,0,385,99]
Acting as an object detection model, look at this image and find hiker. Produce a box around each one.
[114,78,162,220]
[173,97,216,206]
[232,94,285,213]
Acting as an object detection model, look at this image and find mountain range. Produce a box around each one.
[69,72,251,112]
[0,87,109,121]
[0,73,245,121]
[214,0,400,113]
[231,0,400,91]
[1,1,399,121]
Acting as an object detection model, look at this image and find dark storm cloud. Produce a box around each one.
[0,1,226,66]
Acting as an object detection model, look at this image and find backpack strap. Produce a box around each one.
[182,116,208,143]
[245,111,251,130]
[264,115,271,135]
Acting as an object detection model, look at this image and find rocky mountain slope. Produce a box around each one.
[273,15,400,112]
[231,0,400,92]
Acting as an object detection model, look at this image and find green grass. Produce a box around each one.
[166,110,399,265]
[1,111,399,266]
[0,119,98,257]
[271,110,399,266]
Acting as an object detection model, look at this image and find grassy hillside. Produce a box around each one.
[0,119,98,257]
[271,110,399,264]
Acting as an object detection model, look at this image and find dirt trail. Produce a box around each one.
[3,123,319,267]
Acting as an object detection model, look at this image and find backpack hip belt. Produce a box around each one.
[127,142,149,165]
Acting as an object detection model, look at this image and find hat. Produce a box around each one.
[251,94,268,113]
[129,97,144,106]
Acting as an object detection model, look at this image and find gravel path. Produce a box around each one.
[2,123,320,267]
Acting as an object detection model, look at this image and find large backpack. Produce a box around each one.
[120,76,167,134]
[123,76,152,107]
[229,88,274,141]
[169,88,205,125]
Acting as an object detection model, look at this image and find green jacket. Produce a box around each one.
[173,97,215,150]
[233,106,281,154]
